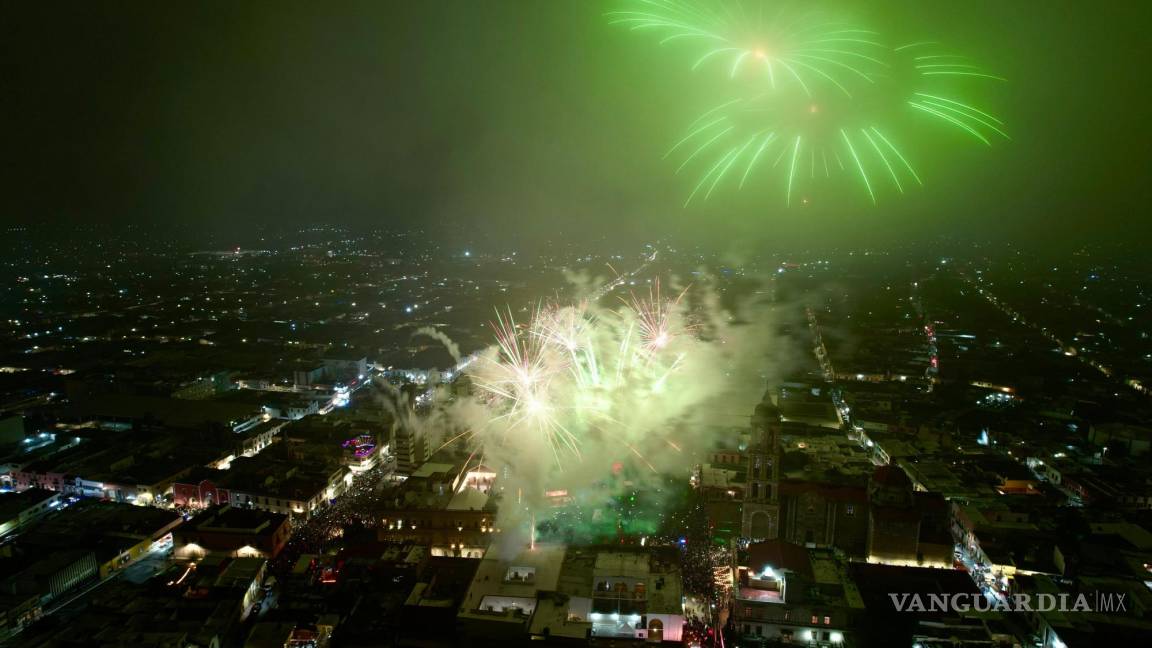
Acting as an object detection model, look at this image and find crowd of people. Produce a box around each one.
[271,462,393,572]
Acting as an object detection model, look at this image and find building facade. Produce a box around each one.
[743,400,782,539]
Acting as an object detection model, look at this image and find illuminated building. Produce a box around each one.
[576,549,686,642]
[457,464,496,493]
[210,556,267,621]
[731,541,863,645]
[173,504,290,559]
[459,545,686,643]
[172,470,234,509]
[742,399,782,539]
[342,434,379,472]
[378,463,494,557]
[172,457,351,519]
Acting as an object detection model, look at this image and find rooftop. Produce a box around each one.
[191,504,288,534]
[33,499,182,540]
[0,488,58,520]
[411,462,455,479]
[458,544,566,623]
[446,487,488,511]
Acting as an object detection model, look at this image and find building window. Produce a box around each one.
[824,616,831,625]
[811,615,818,624]
[846,504,855,516]
[751,482,759,498]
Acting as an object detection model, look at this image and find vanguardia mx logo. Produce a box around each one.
[888,591,1128,613]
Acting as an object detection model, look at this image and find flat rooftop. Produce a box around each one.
[458,544,566,622]
[411,462,455,479]
[192,505,287,533]
[0,488,57,519]
[35,499,182,539]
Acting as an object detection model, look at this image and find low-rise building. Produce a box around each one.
[172,454,350,519]
[376,462,495,557]
[174,504,290,559]
[730,540,863,646]
[458,544,687,644]
[8,500,181,580]
[0,489,61,537]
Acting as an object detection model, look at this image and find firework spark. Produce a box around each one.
[464,282,696,469]
[471,308,581,465]
[625,279,690,354]
[895,42,1009,146]
[607,0,888,95]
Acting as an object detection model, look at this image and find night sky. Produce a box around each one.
[2,1,1149,251]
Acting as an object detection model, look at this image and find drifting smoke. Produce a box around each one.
[372,375,458,466]
[413,326,462,364]
[561,267,607,299]
[372,379,416,444]
[417,272,788,556]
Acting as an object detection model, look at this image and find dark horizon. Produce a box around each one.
[2,0,1150,251]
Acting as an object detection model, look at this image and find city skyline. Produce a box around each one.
[2,1,1150,250]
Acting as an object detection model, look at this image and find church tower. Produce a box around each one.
[741,398,782,539]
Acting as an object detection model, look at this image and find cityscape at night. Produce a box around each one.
[1,1,1151,647]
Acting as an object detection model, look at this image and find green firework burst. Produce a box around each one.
[669,94,922,206]
[609,2,1009,207]
[607,0,889,96]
